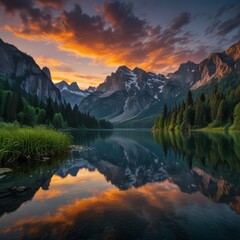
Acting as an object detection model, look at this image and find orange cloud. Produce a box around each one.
[34,56,103,89]
[52,71,103,89]
[34,189,62,201]
[0,2,203,75]
[35,55,63,68]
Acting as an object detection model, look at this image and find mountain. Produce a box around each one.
[80,41,240,127]
[80,66,167,122]
[1,37,238,128]
[55,80,95,107]
[0,39,61,102]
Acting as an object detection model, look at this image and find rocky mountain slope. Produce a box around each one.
[80,66,167,122]
[0,39,61,102]
[79,41,240,127]
[55,80,95,107]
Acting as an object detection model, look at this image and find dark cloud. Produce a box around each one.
[231,32,240,43]
[216,12,240,36]
[62,4,105,42]
[170,12,191,32]
[103,1,148,40]
[0,0,34,13]
[0,0,56,34]
[214,2,240,19]
[0,0,201,73]
[205,2,240,37]
[205,19,221,36]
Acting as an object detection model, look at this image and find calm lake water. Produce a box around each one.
[1,130,240,240]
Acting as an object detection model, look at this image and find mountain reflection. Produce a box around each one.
[70,130,240,211]
[1,130,240,239]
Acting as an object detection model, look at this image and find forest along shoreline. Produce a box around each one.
[153,86,240,132]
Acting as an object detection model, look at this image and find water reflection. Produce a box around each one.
[69,129,113,145]
[0,130,240,239]
[154,131,240,172]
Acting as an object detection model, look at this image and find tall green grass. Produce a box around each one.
[0,123,72,163]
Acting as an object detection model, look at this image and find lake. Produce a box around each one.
[0,130,240,240]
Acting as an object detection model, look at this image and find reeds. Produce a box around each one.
[0,123,72,163]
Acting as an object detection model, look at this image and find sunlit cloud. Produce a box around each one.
[0,1,201,75]
[0,0,238,84]
[35,55,63,68]
[3,181,200,239]
[52,71,103,89]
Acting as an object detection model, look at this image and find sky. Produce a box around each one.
[0,0,239,89]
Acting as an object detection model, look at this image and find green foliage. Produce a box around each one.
[0,124,72,163]
[0,80,113,129]
[154,74,240,131]
[52,113,65,129]
[230,102,240,130]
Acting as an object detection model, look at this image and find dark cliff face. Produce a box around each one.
[171,61,199,85]
[0,39,61,102]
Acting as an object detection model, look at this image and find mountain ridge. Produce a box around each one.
[0,37,239,128]
[55,80,95,107]
[80,41,240,127]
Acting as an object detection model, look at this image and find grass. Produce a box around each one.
[0,123,72,164]
[192,127,228,132]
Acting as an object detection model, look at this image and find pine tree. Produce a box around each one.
[52,113,64,129]
[46,98,54,123]
[186,90,193,106]
[231,102,240,130]
[215,99,228,126]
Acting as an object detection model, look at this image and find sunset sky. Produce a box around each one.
[0,0,239,89]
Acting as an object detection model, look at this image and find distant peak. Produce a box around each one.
[69,82,78,87]
[117,65,131,72]
[69,82,80,92]
[58,80,69,85]
[133,67,145,74]
[55,80,69,90]
[182,61,197,66]
[42,66,51,80]
[87,86,96,92]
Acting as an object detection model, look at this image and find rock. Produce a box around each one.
[0,168,12,175]
[16,186,26,192]
[11,186,27,192]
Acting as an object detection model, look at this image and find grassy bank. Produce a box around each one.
[0,123,72,164]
